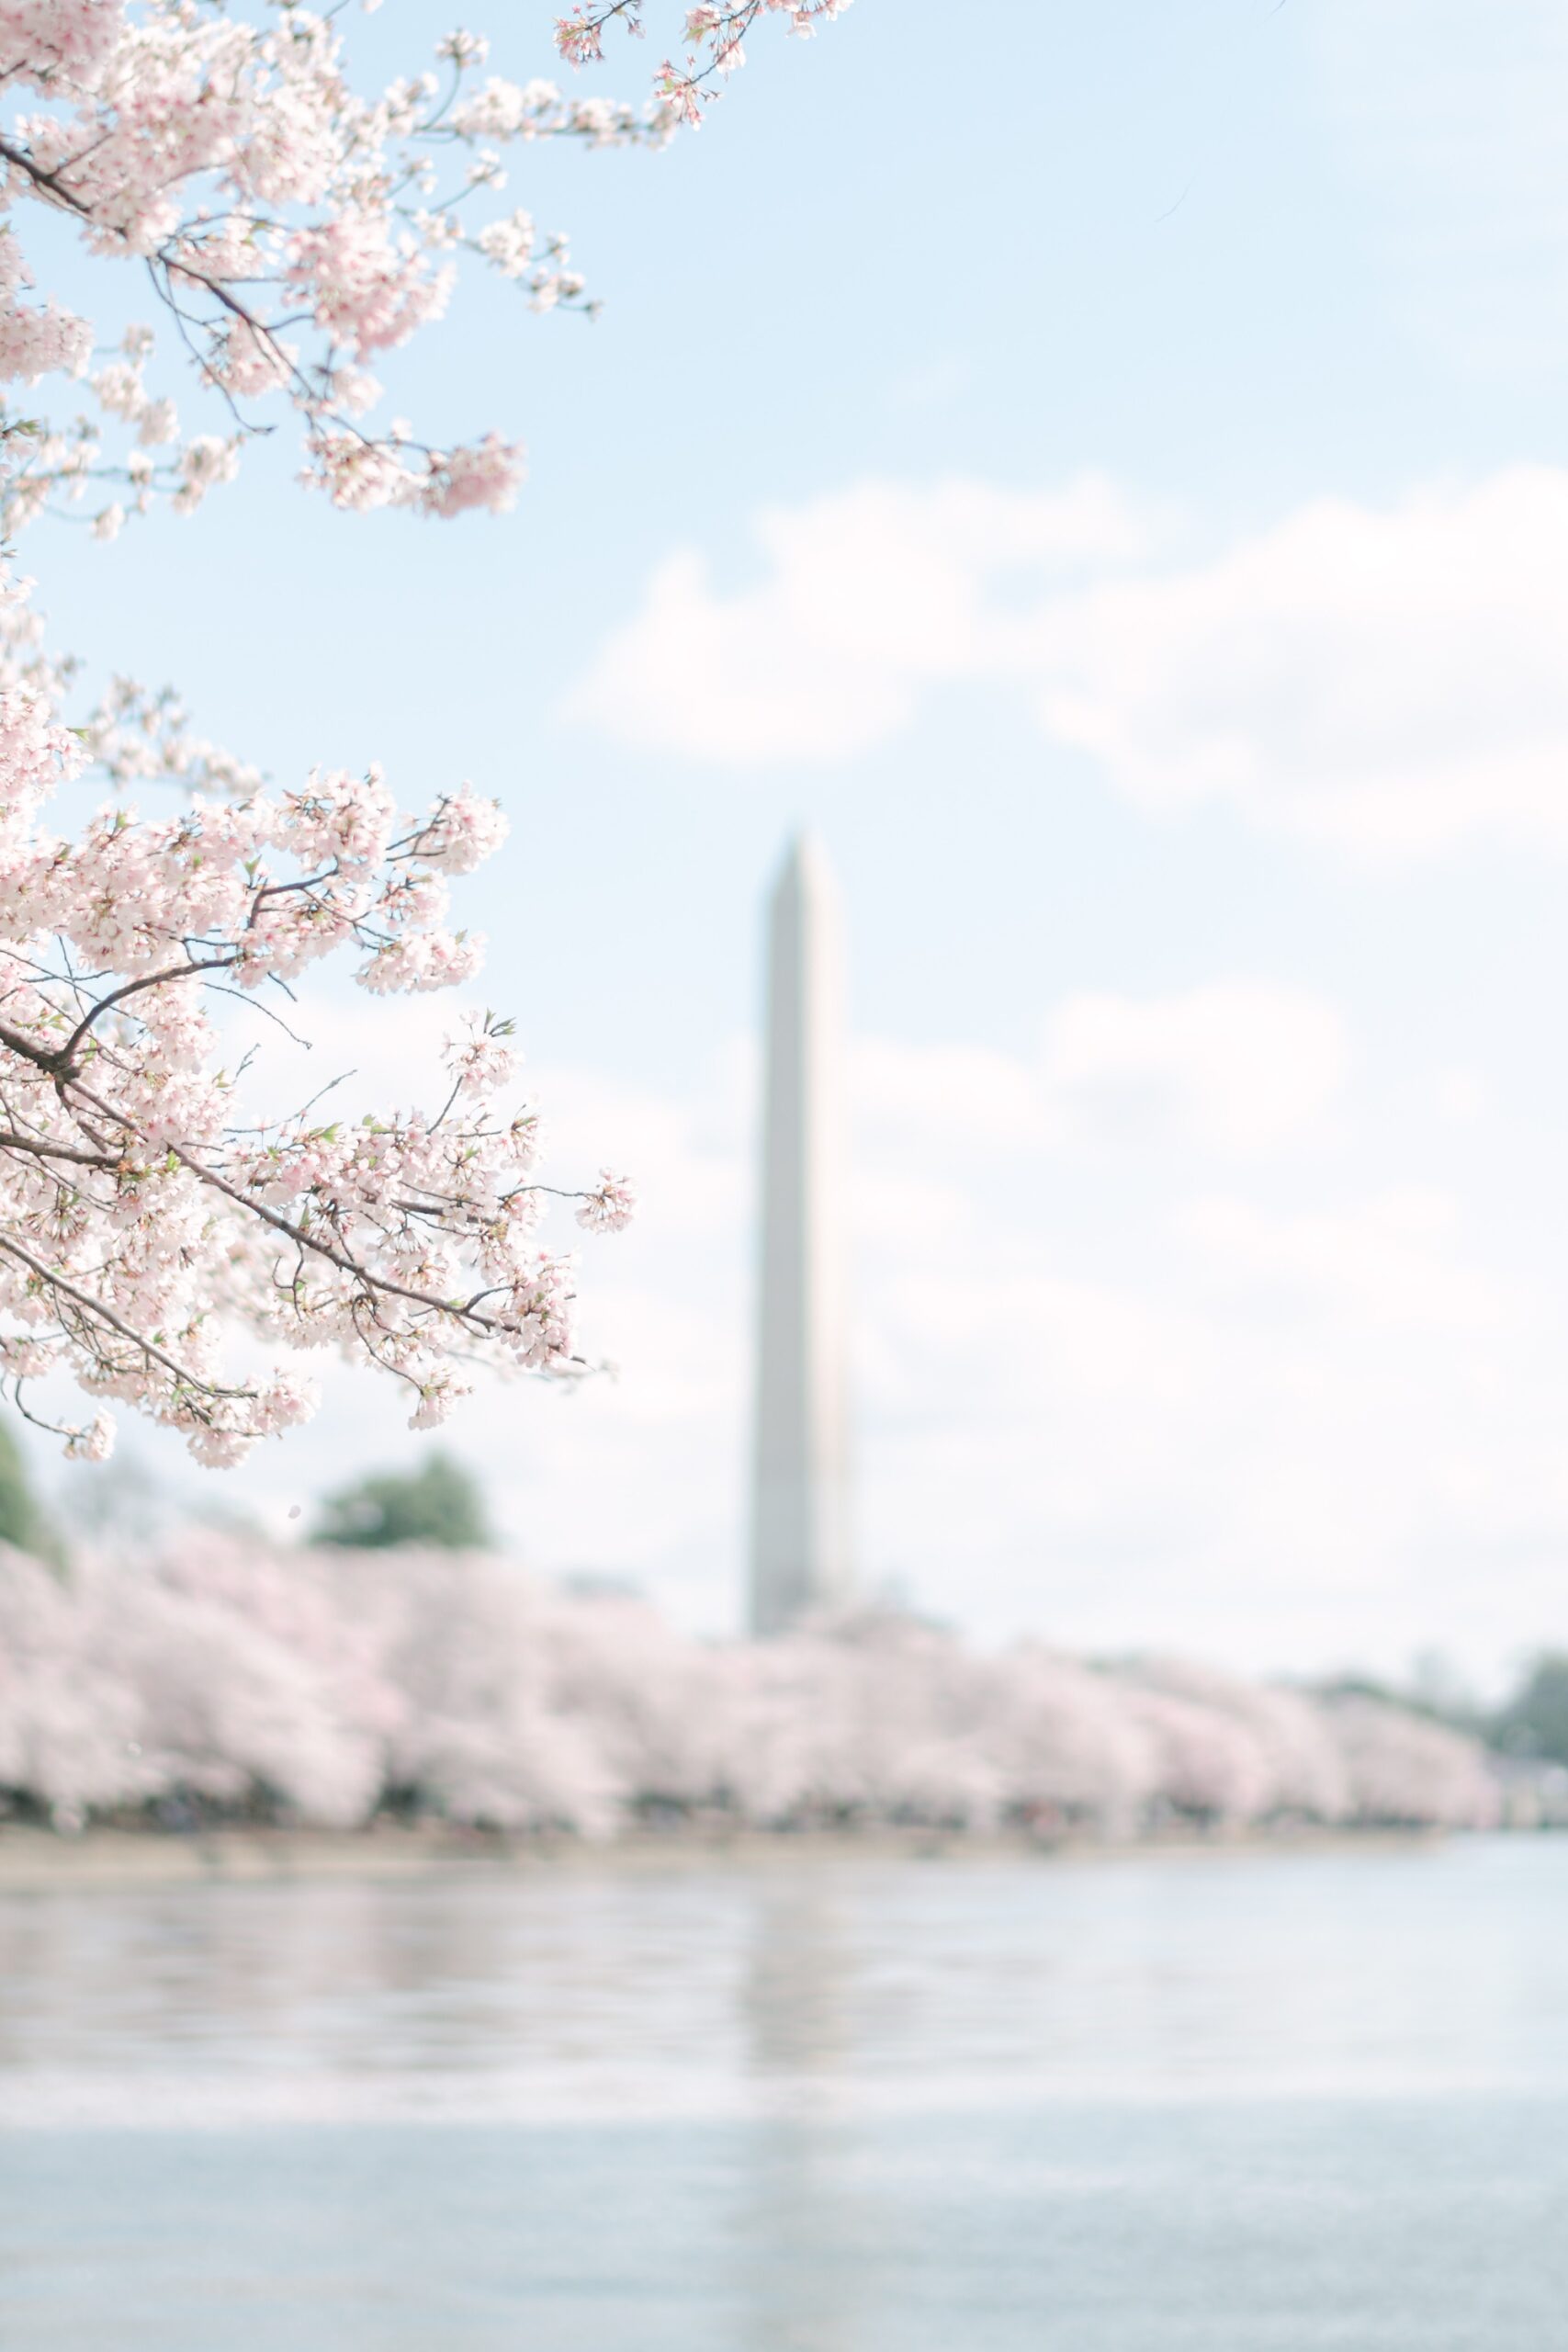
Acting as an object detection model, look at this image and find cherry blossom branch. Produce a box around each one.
[0,1128,113,1169]
[0,6,753,535]
[58,953,237,1066]
[556,1,852,125]
[556,2,647,68]
[0,1231,254,1400]
[0,0,840,1463]
[0,716,635,1459]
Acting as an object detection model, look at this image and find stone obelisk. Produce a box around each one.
[749,832,853,1637]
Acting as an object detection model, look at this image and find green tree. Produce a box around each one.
[1491,1654,1568,1766]
[0,1418,63,1566]
[310,1451,491,1551]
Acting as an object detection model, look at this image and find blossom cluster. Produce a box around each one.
[0,573,259,798]
[0,0,852,580]
[0,571,633,1461]
[556,0,852,126]
[0,1,848,537]
[0,1,794,1458]
[0,2,845,1460]
[0,1533,1499,1838]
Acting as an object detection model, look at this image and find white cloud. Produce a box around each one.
[1031,470,1568,852]
[828,995,1565,1674]
[563,474,1151,763]
[852,982,1348,1163]
[1041,982,1348,1154]
[852,1035,1048,1154]
[116,977,1568,1682]
[1176,1189,1507,1332]
[855,1155,1551,1674]
[567,468,1568,854]
[1435,1069,1488,1125]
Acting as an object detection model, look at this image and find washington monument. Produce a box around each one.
[749,832,853,1637]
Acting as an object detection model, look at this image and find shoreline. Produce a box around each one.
[0,1818,1476,1893]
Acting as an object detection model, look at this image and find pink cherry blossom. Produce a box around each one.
[0,2,827,546]
[0,569,637,1461]
[0,1533,1502,1838]
[0,1,845,1461]
[576,1170,637,1234]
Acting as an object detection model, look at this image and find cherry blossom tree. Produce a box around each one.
[0,2,847,1465]
[0,1535,1502,1838]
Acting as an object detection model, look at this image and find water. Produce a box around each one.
[3,1838,1568,2348]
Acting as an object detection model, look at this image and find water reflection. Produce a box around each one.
[730,1874,863,2352]
[3,1841,1568,2117]
[4,1842,1568,2349]
[739,1869,855,2085]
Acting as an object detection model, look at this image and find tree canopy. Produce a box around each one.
[1492,1655,1568,1768]
[0,1530,1504,1835]
[0,1418,61,1564]
[311,1450,491,1551]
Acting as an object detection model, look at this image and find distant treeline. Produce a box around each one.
[0,1531,1510,1839]
[1311,1658,1568,1776]
[3,1442,1562,1837]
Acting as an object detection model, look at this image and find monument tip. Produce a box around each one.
[774,827,835,899]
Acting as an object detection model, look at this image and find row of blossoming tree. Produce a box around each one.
[0,1534,1499,1836]
[0,0,846,1465]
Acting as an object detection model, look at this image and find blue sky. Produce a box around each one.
[24,0,1568,1688]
